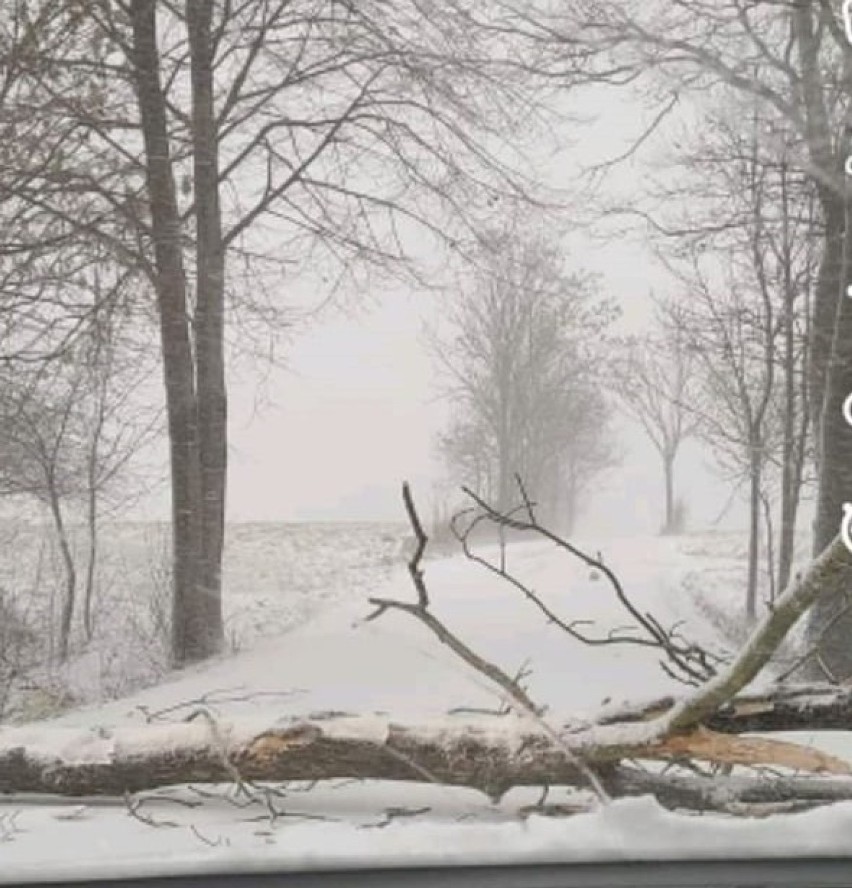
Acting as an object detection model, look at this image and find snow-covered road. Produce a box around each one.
[52,533,714,729]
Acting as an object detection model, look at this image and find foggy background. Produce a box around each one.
[133,88,766,536]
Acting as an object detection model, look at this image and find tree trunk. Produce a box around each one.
[807,194,852,679]
[83,375,106,643]
[791,3,852,679]
[497,420,512,515]
[187,0,226,656]
[47,482,76,663]
[807,197,843,469]
[792,1,842,459]
[761,489,777,605]
[746,444,761,621]
[811,194,849,556]
[1,699,851,803]
[662,451,675,534]
[130,0,207,667]
[83,447,98,643]
[563,464,578,536]
[777,161,802,592]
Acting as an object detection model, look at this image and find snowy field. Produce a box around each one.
[0,521,410,717]
[1,524,849,883]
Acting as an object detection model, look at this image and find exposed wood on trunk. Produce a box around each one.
[645,726,851,775]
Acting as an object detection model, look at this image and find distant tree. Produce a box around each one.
[609,309,699,535]
[0,361,91,662]
[438,414,496,504]
[434,223,618,533]
[668,267,778,622]
[553,386,621,535]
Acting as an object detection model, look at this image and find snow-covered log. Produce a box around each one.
[1,706,850,800]
[0,712,603,798]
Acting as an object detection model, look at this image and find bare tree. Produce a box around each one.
[433,222,617,534]
[665,233,788,624]
[609,309,698,535]
[0,287,158,661]
[555,387,621,535]
[637,98,816,620]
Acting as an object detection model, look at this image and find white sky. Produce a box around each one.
[226,290,444,523]
[221,244,743,533]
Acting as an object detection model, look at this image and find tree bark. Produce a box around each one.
[760,489,777,605]
[83,354,108,643]
[47,481,76,664]
[808,195,844,467]
[806,47,852,677]
[807,198,852,679]
[810,194,851,558]
[746,444,761,621]
[130,0,207,667]
[83,437,98,643]
[187,0,226,657]
[790,2,852,680]
[777,158,803,592]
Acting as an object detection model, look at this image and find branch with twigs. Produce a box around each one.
[450,475,720,686]
[365,483,544,717]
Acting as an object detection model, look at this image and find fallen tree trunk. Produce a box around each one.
[0,712,605,798]
[1,704,851,801]
[709,684,852,732]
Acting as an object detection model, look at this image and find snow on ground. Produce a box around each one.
[1,525,850,882]
[0,521,409,715]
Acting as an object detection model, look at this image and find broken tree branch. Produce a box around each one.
[663,532,852,734]
[454,480,720,685]
[402,481,429,608]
